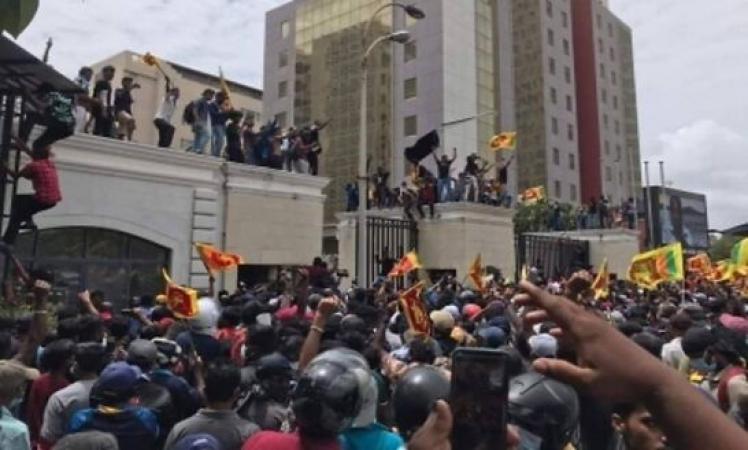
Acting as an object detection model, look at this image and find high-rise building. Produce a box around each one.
[263,0,640,231]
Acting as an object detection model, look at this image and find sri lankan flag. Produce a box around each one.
[468,254,485,292]
[591,259,609,300]
[490,132,517,151]
[388,251,422,277]
[686,253,712,275]
[627,243,684,290]
[731,238,748,268]
[521,186,545,205]
[162,269,199,319]
[195,242,243,275]
[399,281,430,335]
[707,260,735,283]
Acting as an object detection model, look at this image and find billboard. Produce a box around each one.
[646,187,709,250]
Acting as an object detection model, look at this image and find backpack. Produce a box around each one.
[182,101,196,125]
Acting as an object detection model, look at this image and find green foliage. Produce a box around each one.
[708,234,740,261]
[513,200,577,234]
[0,0,40,38]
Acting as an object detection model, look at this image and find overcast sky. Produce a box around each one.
[12,0,748,229]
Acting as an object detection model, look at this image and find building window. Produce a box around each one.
[551,117,559,135]
[600,63,606,79]
[614,120,621,135]
[608,22,614,38]
[550,86,557,104]
[597,14,602,28]
[605,166,612,182]
[404,115,418,136]
[563,39,570,55]
[547,28,555,46]
[598,38,604,53]
[566,95,573,112]
[569,153,576,170]
[605,140,610,155]
[554,180,562,198]
[603,114,609,128]
[274,111,288,128]
[616,145,622,161]
[546,0,553,16]
[567,124,575,141]
[613,95,619,110]
[564,66,571,83]
[15,227,170,305]
[404,40,417,62]
[281,20,290,39]
[549,57,556,74]
[610,47,616,61]
[570,183,577,201]
[561,11,568,28]
[601,88,607,103]
[278,80,288,98]
[553,147,560,165]
[611,71,617,85]
[404,77,417,99]
[279,50,288,68]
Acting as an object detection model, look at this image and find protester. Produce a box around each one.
[209,92,229,158]
[2,140,62,245]
[113,77,139,141]
[18,82,76,150]
[154,78,180,148]
[73,66,94,134]
[92,66,116,137]
[0,359,39,450]
[433,148,457,203]
[225,110,245,163]
[186,89,214,155]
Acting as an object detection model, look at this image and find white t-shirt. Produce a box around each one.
[155,95,178,123]
[661,336,686,369]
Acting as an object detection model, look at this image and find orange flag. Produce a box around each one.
[162,269,199,319]
[388,251,422,278]
[195,242,243,275]
[399,281,430,335]
[591,259,609,300]
[468,254,484,292]
[687,253,712,275]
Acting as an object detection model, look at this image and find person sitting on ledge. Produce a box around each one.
[1,138,62,245]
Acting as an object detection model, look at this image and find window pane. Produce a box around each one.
[404,77,417,99]
[404,40,417,62]
[86,264,129,309]
[129,236,168,262]
[86,229,126,259]
[404,115,417,136]
[37,228,84,258]
[129,263,166,299]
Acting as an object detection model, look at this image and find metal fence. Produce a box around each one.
[356,216,418,288]
[515,233,589,281]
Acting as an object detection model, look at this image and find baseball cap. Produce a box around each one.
[429,310,455,333]
[477,326,507,348]
[0,359,39,397]
[172,434,222,450]
[127,339,159,367]
[92,362,144,404]
[528,333,558,358]
[152,338,182,366]
[462,303,482,321]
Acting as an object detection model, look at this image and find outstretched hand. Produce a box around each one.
[515,280,671,403]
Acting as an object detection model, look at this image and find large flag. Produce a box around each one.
[520,186,545,205]
[627,243,684,290]
[195,242,243,276]
[468,254,485,292]
[731,238,748,268]
[405,130,440,164]
[218,66,234,109]
[687,253,712,275]
[162,269,199,319]
[707,260,735,283]
[591,259,609,300]
[489,132,517,151]
[388,251,422,278]
[399,281,431,335]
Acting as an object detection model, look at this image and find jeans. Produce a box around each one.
[92,109,113,137]
[3,195,55,244]
[437,177,453,202]
[191,124,210,154]
[153,119,175,148]
[211,125,226,158]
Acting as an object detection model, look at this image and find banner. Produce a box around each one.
[162,269,199,319]
[731,238,748,268]
[195,242,243,275]
[489,132,517,151]
[520,186,545,205]
[591,258,609,300]
[627,243,684,290]
[468,254,484,292]
[388,251,422,278]
[399,281,430,335]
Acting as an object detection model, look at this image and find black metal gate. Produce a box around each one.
[356,217,418,288]
[515,234,589,281]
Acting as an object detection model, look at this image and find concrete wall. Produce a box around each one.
[24,134,327,291]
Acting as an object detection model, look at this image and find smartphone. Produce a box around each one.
[450,348,508,450]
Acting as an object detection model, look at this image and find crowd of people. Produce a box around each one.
[0,252,746,450]
[66,65,327,175]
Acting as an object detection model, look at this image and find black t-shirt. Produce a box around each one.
[226,123,242,150]
[93,80,112,108]
[113,88,133,114]
[465,157,479,176]
[436,159,453,179]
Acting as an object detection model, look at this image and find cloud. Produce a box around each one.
[652,120,748,229]
[14,0,288,87]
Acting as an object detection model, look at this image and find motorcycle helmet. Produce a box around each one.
[509,372,579,450]
[393,365,450,438]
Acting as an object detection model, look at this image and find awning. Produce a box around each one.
[0,33,82,95]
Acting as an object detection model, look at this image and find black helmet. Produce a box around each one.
[393,365,450,438]
[256,352,292,380]
[509,372,579,450]
[291,352,364,437]
[458,290,477,304]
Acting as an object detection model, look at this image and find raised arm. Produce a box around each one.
[298,296,338,371]
[449,147,457,163]
[14,279,51,366]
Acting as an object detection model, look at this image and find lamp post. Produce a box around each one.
[357,30,411,287]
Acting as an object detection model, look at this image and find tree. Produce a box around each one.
[513,200,576,235]
[708,234,740,261]
[0,0,39,38]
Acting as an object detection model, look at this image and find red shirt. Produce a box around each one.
[243,431,340,450]
[20,159,62,205]
[26,373,70,446]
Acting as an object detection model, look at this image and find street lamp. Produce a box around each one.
[357,30,412,286]
[364,3,426,42]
